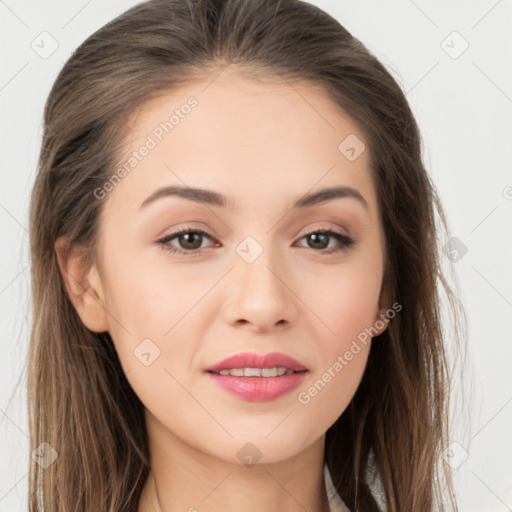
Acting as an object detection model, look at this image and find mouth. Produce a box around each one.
[205,352,309,401]
[205,351,308,374]
[207,367,307,377]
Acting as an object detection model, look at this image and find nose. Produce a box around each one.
[221,250,298,333]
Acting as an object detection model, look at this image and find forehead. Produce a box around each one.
[104,68,378,219]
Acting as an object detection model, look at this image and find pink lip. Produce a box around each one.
[205,351,308,373]
[205,351,309,402]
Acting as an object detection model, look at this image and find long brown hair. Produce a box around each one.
[27,0,468,510]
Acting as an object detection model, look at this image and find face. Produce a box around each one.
[86,68,387,465]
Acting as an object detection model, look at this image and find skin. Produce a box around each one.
[56,66,390,512]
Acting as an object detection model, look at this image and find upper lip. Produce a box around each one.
[205,351,308,373]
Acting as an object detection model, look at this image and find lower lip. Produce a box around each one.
[207,371,308,401]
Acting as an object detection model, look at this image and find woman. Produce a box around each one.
[27,0,466,510]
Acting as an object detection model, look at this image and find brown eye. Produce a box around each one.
[297,229,355,254]
[175,232,204,250]
[156,228,216,255]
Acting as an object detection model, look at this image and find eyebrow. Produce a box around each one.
[139,184,369,211]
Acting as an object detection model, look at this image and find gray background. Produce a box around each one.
[1,0,511,510]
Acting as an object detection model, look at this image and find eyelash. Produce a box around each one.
[156,227,355,256]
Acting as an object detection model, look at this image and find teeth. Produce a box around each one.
[244,367,262,377]
[217,367,292,377]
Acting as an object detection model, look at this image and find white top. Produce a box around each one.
[324,463,351,512]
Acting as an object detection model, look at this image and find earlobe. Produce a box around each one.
[54,237,109,333]
[375,310,390,336]
[375,279,393,336]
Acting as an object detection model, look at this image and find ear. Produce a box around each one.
[54,236,109,333]
[374,270,394,336]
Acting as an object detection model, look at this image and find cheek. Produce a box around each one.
[98,249,204,385]
[305,256,382,344]
[295,256,380,424]
[297,293,373,433]
[297,341,371,441]
[103,244,210,337]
